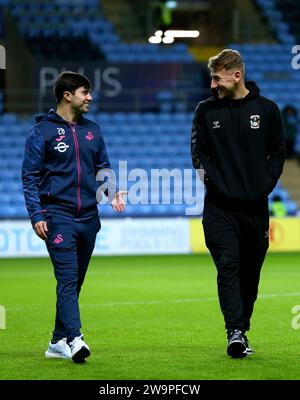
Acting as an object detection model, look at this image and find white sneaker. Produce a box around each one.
[45,338,72,359]
[69,334,91,363]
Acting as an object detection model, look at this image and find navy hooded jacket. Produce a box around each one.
[22,109,116,227]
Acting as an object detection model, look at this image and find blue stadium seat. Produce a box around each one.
[285,200,298,215]
[0,113,17,123]
[0,205,18,218]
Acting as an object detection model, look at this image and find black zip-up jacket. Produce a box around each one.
[191,81,285,204]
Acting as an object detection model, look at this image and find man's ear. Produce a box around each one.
[234,70,242,83]
[63,91,72,102]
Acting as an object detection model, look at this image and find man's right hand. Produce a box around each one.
[34,221,48,240]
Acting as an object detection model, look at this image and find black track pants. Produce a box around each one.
[202,198,269,333]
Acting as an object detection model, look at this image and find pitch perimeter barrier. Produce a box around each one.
[0,218,299,258]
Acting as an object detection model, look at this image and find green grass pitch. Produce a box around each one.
[0,252,299,380]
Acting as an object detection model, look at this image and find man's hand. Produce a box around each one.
[34,221,48,240]
[111,191,127,213]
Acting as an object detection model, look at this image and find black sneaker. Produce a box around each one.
[69,335,91,364]
[243,334,254,355]
[227,329,247,358]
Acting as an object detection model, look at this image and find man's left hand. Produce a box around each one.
[111,191,127,213]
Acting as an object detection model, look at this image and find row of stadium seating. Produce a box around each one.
[275,0,300,43]
[255,0,294,44]
[0,111,298,219]
[6,0,195,63]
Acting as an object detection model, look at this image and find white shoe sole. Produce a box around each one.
[244,348,255,355]
[45,350,71,359]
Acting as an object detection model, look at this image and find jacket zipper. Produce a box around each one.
[69,123,81,214]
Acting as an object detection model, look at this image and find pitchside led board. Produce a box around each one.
[0,218,299,258]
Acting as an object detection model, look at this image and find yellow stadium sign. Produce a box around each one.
[189,218,300,253]
[269,218,300,252]
[189,219,209,253]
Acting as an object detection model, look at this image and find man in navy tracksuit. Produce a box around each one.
[22,71,126,363]
[191,50,285,358]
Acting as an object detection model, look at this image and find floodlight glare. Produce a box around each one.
[149,36,162,44]
[162,36,174,44]
[164,30,200,38]
[166,1,177,8]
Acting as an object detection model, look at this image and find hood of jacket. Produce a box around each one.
[210,81,260,139]
[210,80,260,103]
[34,109,87,125]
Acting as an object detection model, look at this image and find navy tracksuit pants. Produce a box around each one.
[45,213,100,340]
[202,196,269,333]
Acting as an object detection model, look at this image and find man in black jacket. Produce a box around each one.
[191,49,285,358]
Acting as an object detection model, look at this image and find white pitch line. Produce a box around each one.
[81,292,300,308]
[5,292,300,311]
[82,297,218,308]
[258,292,300,299]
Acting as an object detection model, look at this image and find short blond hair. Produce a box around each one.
[208,49,245,75]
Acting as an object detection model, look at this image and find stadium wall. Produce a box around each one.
[0,217,299,258]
